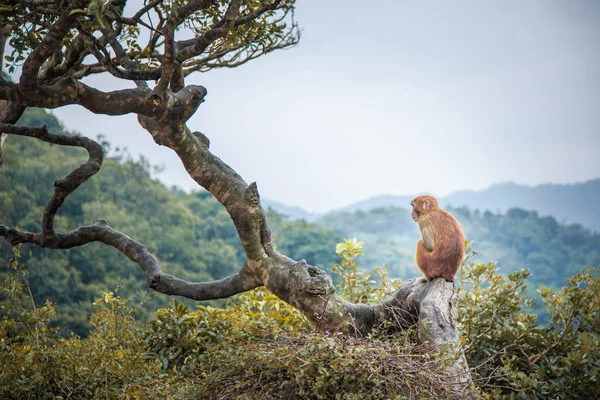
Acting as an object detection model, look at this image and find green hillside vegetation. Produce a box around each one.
[317,207,419,279]
[0,108,340,335]
[453,206,600,285]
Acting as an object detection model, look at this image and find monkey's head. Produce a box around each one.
[410,195,439,222]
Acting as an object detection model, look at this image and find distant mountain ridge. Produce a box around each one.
[265,179,600,232]
[262,199,322,221]
[335,194,416,214]
[443,180,600,231]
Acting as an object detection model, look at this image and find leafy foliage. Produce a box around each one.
[1,247,458,400]
[1,240,599,399]
[459,244,600,398]
[2,0,298,76]
[331,237,401,303]
[0,248,174,399]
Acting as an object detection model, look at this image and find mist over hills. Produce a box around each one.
[443,180,600,231]
[265,179,600,232]
[262,199,320,222]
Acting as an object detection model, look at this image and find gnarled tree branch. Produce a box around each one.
[0,0,471,391]
[0,123,261,300]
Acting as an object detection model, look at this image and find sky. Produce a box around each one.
[49,0,600,213]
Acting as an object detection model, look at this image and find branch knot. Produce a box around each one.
[192,131,210,148]
[95,218,109,226]
[54,179,68,188]
[147,273,161,289]
[245,182,260,206]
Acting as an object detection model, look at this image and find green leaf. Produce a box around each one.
[69,8,87,15]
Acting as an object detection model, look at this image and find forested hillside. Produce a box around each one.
[0,108,341,334]
[445,181,600,232]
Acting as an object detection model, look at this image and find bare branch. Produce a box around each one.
[100,27,150,88]
[1,75,166,117]
[233,0,282,27]
[0,124,103,241]
[155,11,178,94]
[183,36,297,75]
[176,0,243,62]
[119,0,163,26]
[19,0,87,94]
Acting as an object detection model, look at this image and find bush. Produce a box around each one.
[1,242,599,399]
[0,246,457,399]
[0,249,180,399]
[145,285,457,399]
[459,244,600,399]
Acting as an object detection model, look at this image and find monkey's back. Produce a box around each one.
[419,210,464,280]
[433,210,464,259]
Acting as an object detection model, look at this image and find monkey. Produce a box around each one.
[410,195,465,283]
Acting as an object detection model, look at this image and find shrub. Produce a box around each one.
[1,241,598,399]
[0,248,179,399]
[459,244,600,399]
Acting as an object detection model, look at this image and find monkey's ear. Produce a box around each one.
[422,198,431,210]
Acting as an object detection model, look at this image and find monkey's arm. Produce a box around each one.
[417,239,433,255]
[416,239,433,281]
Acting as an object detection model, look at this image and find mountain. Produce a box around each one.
[336,194,417,213]
[443,180,600,232]
[262,199,320,221]
[266,180,600,232]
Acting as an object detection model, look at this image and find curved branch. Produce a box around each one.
[0,222,261,300]
[0,123,103,242]
[0,123,260,300]
[119,0,163,26]
[176,0,243,62]
[1,78,166,117]
[19,0,88,94]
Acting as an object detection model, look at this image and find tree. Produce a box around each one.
[0,0,470,389]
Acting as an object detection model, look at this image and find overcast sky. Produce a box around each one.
[50,0,600,213]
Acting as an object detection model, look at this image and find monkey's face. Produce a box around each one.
[411,196,438,222]
[411,203,419,222]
